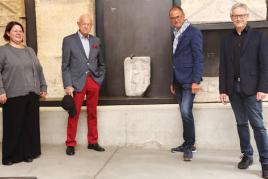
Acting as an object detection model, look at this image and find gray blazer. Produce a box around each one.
[62,33,105,92]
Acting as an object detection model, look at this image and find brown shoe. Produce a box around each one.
[88,143,105,152]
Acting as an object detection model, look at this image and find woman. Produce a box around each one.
[0,21,47,165]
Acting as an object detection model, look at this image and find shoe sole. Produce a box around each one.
[66,152,75,156]
[184,157,193,161]
[171,149,197,153]
[88,148,105,152]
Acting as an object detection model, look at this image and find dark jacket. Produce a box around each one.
[219,27,268,96]
[172,25,204,85]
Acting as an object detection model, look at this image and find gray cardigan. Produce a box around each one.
[0,44,47,98]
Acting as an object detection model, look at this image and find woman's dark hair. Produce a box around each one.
[3,21,24,41]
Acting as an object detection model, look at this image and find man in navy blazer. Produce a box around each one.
[219,3,268,178]
[62,14,105,155]
[169,6,204,161]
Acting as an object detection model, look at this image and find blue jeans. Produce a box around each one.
[229,82,268,164]
[175,84,195,147]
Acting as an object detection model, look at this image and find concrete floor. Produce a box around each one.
[0,145,264,179]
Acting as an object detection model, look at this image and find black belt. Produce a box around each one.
[234,77,240,82]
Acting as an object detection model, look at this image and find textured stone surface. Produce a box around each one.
[0,0,25,45]
[196,77,219,102]
[35,0,95,97]
[182,0,266,23]
[124,56,151,96]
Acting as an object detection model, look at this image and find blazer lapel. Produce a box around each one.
[75,33,88,60]
[175,26,190,54]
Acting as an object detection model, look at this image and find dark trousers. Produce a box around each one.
[229,82,268,165]
[175,84,196,147]
[66,75,100,146]
[2,92,41,164]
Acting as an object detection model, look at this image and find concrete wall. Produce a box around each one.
[1,103,267,150]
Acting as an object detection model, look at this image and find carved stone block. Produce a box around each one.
[124,56,151,97]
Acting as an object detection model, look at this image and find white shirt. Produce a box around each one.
[78,31,90,59]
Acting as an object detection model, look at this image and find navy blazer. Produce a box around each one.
[62,33,105,92]
[172,25,204,85]
[219,27,268,96]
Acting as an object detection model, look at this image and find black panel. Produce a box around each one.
[24,0,37,53]
[98,0,173,98]
[201,29,229,77]
[195,21,268,77]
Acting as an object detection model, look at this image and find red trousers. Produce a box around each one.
[66,75,100,146]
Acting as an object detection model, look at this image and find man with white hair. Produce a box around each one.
[62,14,105,155]
[219,3,268,178]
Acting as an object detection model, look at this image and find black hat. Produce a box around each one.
[61,95,76,117]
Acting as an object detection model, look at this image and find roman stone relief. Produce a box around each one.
[124,56,151,97]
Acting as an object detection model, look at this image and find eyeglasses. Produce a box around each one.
[169,16,181,20]
[231,14,248,19]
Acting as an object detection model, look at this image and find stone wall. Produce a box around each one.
[0,0,25,47]
[35,0,96,97]
[182,0,266,23]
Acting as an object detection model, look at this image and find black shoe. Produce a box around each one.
[24,158,33,163]
[262,164,268,178]
[66,146,75,155]
[2,160,13,166]
[183,148,193,161]
[88,143,105,152]
[171,144,196,153]
[238,155,253,169]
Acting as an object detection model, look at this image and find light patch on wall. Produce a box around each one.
[181,0,266,23]
[35,0,96,98]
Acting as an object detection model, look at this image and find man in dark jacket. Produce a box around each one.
[219,3,268,178]
[169,6,204,161]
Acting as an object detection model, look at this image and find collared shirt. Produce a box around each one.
[172,19,190,54]
[232,26,248,79]
[78,31,90,59]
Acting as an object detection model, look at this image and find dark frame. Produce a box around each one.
[96,0,176,105]
[24,0,38,53]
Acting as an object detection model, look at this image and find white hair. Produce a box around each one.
[230,3,249,16]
